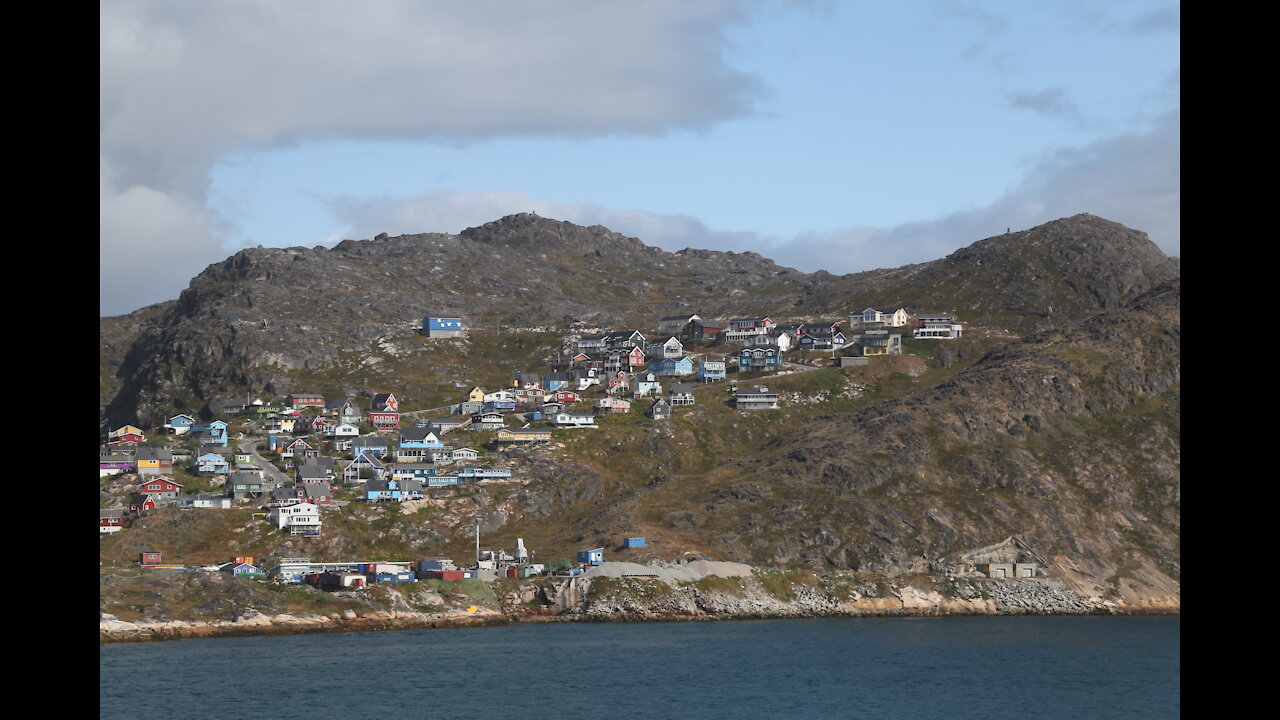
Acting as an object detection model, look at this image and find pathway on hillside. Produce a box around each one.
[237,439,292,486]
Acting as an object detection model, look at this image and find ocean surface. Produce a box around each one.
[100,615,1178,719]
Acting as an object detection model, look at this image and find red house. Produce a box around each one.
[369,393,400,430]
[136,478,183,500]
[626,346,646,369]
[552,390,580,404]
[100,510,125,533]
[287,393,325,409]
[129,494,157,514]
[139,551,163,565]
[371,393,399,412]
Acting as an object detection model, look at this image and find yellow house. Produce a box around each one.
[110,425,144,439]
[496,428,552,444]
[468,386,486,403]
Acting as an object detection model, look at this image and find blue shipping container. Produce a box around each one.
[626,537,646,548]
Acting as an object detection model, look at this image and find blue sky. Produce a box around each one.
[101,1,1179,317]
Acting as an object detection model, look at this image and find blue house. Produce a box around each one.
[398,427,443,450]
[483,399,517,413]
[164,414,196,434]
[194,452,231,475]
[544,371,571,391]
[191,420,229,446]
[344,451,387,483]
[649,357,694,377]
[577,548,605,565]
[456,467,512,480]
[798,330,847,351]
[424,316,464,338]
[223,562,264,578]
[365,477,403,502]
[697,360,726,381]
[738,347,781,372]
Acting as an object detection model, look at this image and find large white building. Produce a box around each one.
[269,502,321,536]
[850,307,909,329]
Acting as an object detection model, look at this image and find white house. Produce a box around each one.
[269,502,321,535]
[633,371,663,397]
[914,313,963,339]
[647,336,685,360]
[734,386,780,410]
[177,494,233,509]
[328,422,360,438]
[747,331,792,352]
[851,307,909,328]
[550,412,597,428]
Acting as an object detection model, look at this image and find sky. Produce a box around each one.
[100,0,1179,317]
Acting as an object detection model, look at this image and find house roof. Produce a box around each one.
[354,451,386,468]
[669,383,694,394]
[135,446,172,461]
[298,484,326,498]
[399,427,439,442]
[297,463,328,479]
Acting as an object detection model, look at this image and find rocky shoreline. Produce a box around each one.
[100,574,1178,644]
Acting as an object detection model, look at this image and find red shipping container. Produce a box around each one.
[506,568,519,578]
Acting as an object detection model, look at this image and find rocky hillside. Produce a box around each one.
[101,213,1176,430]
[540,279,1180,602]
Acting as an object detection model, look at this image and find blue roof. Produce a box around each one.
[427,317,463,330]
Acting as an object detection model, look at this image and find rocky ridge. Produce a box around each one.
[101,213,1177,430]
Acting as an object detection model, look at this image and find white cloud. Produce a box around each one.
[100,157,229,316]
[100,0,765,314]
[767,109,1180,270]
[328,110,1179,275]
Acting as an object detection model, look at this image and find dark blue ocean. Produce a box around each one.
[100,615,1178,719]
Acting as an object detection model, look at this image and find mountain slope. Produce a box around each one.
[101,213,1177,429]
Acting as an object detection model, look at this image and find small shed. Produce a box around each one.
[577,548,605,565]
[140,551,163,566]
[625,537,647,548]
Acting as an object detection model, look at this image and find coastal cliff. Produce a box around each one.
[99,564,1177,643]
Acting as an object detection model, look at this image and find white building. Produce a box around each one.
[269,502,321,536]
[647,336,685,360]
[550,412,597,428]
[913,313,963,339]
[734,386,780,410]
[851,307,909,329]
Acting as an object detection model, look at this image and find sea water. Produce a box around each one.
[100,615,1178,719]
